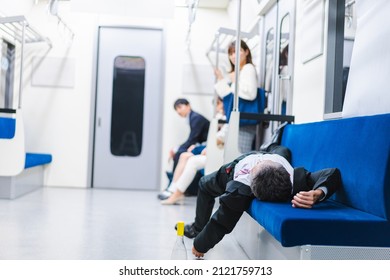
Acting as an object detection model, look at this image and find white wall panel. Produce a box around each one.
[31,57,75,88]
[291,0,327,123]
[342,0,390,117]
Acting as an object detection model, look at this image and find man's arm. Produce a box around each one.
[292,168,341,209]
[193,182,253,255]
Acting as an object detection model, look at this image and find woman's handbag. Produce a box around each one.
[222,87,266,126]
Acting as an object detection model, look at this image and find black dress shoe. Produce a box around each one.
[184,223,200,238]
[157,190,172,200]
[175,223,199,239]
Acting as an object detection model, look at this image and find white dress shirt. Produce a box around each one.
[233,153,294,187]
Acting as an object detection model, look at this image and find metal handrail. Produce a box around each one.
[206,27,255,65]
[240,112,295,123]
[233,0,242,112]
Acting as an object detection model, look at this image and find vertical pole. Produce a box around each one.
[214,32,221,116]
[224,0,242,163]
[215,33,220,70]
[18,21,26,109]
[233,0,242,112]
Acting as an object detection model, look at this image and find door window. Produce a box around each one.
[111,56,145,157]
[264,28,275,94]
[278,14,290,115]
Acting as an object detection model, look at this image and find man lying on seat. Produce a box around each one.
[180,144,342,258]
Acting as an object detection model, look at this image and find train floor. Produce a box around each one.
[0,187,248,260]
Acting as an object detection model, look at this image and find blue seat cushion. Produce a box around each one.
[25,153,52,169]
[192,145,206,155]
[0,117,16,139]
[248,200,390,247]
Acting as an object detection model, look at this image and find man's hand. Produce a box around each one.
[229,72,236,83]
[192,246,204,259]
[291,189,324,209]
[168,148,175,159]
[214,68,224,81]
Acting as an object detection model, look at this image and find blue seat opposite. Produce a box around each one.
[25,153,52,169]
[0,117,16,139]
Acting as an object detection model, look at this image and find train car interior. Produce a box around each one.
[0,0,389,261]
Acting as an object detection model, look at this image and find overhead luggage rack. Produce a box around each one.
[0,15,52,46]
[206,25,260,68]
[0,15,52,109]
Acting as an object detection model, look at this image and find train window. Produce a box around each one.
[0,40,15,109]
[278,14,290,115]
[110,56,145,157]
[324,0,353,115]
[342,1,356,108]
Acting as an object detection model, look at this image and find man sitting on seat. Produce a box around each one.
[180,144,342,258]
[158,98,210,200]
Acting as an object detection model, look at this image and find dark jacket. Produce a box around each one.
[177,110,210,154]
[193,146,342,253]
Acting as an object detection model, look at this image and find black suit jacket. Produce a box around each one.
[176,110,210,154]
[193,146,342,253]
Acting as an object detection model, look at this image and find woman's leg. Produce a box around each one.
[162,155,206,205]
[172,152,193,182]
[168,152,193,192]
[175,155,206,193]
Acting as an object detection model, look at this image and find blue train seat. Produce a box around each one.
[0,110,52,198]
[248,113,390,247]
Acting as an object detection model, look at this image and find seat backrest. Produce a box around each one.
[204,118,224,175]
[0,117,16,139]
[281,113,390,219]
[0,110,25,176]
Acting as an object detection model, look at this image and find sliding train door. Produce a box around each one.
[93,27,164,190]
